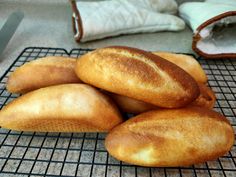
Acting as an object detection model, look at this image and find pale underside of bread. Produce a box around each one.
[153,52,208,83]
[7,56,81,94]
[76,46,200,108]
[0,84,123,132]
[108,83,216,114]
[109,93,157,114]
[105,106,234,167]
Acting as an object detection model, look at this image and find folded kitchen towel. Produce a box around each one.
[70,0,185,42]
[179,0,236,59]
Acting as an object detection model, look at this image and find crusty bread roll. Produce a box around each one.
[191,83,216,109]
[105,107,234,167]
[153,52,207,83]
[109,93,157,114]
[75,46,200,108]
[0,84,123,132]
[7,56,81,94]
[108,84,216,114]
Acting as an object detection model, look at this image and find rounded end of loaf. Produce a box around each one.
[105,107,234,167]
[191,83,216,109]
[6,56,82,94]
[0,84,123,132]
[153,51,208,84]
[76,46,200,108]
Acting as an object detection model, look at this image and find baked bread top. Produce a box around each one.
[7,56,81,93]
[0,84,123,132]
[153,52,207,83]
[105,106,234,166]
[76,46,200,108]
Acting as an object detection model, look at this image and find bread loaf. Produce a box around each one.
[109,93,157,114]
[105,106,234,167]
[153,52,207,83]
[0,84,123,132]
[191,83,216,109]
[75,46,200,108]
[7,56,81,94]
[109,84,216,114]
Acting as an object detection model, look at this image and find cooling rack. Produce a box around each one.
[0,47,235,177]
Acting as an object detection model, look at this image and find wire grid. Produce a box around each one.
[0,47,235,177]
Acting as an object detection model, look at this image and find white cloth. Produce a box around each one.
[71,0,185,42]
[179,1,236,32]
[179,0,236,58]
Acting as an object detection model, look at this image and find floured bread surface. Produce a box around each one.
[7,56,81,94]
[76,46,200,108]
[105,107,234,167]
[153,52,207,83]
[0,84,123,132]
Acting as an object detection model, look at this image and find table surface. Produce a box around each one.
[0,0,195,78]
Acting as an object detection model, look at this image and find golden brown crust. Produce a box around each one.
[105,107,234,167]
[0,84,123,132]
[75,46,200,108]
[192,11,236,59]
[7,56,81,94]
[153,52,207,83]
[191,84,216,109]
[109,84,215,114]
[108,93,157,114]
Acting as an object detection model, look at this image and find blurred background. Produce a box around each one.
[0,0,205,77]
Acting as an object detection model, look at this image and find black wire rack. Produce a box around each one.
[0,47,235,177]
